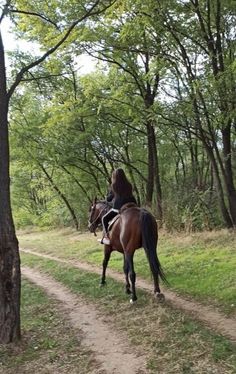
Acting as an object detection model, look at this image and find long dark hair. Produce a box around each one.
[111,168,133,197]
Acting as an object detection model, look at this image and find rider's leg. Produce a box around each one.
[100,209,118,244]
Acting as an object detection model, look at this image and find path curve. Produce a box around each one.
[22,266,147,374]
[21,248,236,343]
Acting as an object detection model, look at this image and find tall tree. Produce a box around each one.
[0,26,21,344]
[154,0,236,227]
[0,0,115,343]
[81,1,165,219]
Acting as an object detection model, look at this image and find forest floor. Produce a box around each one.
[19,253,236,373]
[4,228,234,373]
[21,266,146,374]
[21,248,236,343]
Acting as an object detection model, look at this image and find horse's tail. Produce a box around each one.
[141,210,168,285]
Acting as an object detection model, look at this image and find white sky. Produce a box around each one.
[1,17,97,75]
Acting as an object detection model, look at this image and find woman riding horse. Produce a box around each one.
[100,168,137,245]
[88,169,167,303]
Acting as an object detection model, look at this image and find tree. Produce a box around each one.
[152,0,236,227]
[5,0,236,234]
[0,0,115,343]
[80,0,165,220]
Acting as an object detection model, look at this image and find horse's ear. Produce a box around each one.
[94,196,97,204]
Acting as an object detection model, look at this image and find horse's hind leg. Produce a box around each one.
[125,253,137,303]
[123,254,131,294]
[100,246,111,286]
[153,272,165,302]
[153,275,161,294]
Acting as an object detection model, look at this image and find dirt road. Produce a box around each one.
[22,266,147,374]
[21,248,236,343]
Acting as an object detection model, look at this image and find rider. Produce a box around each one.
[100,168,137,245]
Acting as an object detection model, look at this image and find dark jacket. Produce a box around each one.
[106,189,114,203]
[106,189,137,210]
[113,195,137,210]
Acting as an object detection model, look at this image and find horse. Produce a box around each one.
[88,198,167,303]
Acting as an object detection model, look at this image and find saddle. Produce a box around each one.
[108,203,137,231]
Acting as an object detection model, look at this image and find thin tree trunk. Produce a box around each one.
[145,121,154,206]
[40,165,79,230]
[145,120,162,222]
[222,123,236,225]
[194,0,236,225]
[148,122,163,221]
[0,31,21,343]
[60,165,92,203]
[191,93,233,227]
[203,142,233,228]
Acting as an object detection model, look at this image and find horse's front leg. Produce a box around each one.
[123,254,131,294]
[125,253,137,303]
[100,245,111,286]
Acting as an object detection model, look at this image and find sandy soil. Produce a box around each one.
[22,266,147,374]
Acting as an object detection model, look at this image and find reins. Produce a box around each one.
[89,202,110,228]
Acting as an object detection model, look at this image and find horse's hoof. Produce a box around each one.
[155,292,165,302]
[130,297,137,304]
[99,282,106,287]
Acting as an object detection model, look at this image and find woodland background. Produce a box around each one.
[5,0,236,231]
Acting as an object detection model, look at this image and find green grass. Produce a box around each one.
[18,228,236,315]
[20,252,236,374]
[0,279,97,374]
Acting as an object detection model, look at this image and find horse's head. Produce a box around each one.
[88,198,109,235]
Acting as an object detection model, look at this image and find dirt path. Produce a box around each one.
[21,248,236,343]
[22,266,147,374]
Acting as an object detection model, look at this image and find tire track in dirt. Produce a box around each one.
[22,266,147,374]
[21,248,236,343]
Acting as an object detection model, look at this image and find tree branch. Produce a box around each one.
[7,0,116,100]
[9,8,59,29]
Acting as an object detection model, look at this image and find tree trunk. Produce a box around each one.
[0,31,21,343]
[40,165,79,230]
[145,122,155,206]
[203,142,233,228]
[194,0,236,225]
[222,124,236,225]
[148,122,163,221]
[145,119,162,222]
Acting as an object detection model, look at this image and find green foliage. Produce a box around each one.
[5,0,236,230]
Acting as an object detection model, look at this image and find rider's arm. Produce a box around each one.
[106,190,114,202]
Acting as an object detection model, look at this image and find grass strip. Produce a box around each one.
[21,252,236,374]
[18,228,236,315]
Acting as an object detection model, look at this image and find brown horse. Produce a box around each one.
[88,198,167,303]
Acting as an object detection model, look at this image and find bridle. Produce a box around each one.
[88,201,110,235]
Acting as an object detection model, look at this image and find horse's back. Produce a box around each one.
[110,206,157,252]
[120,206,144,250]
